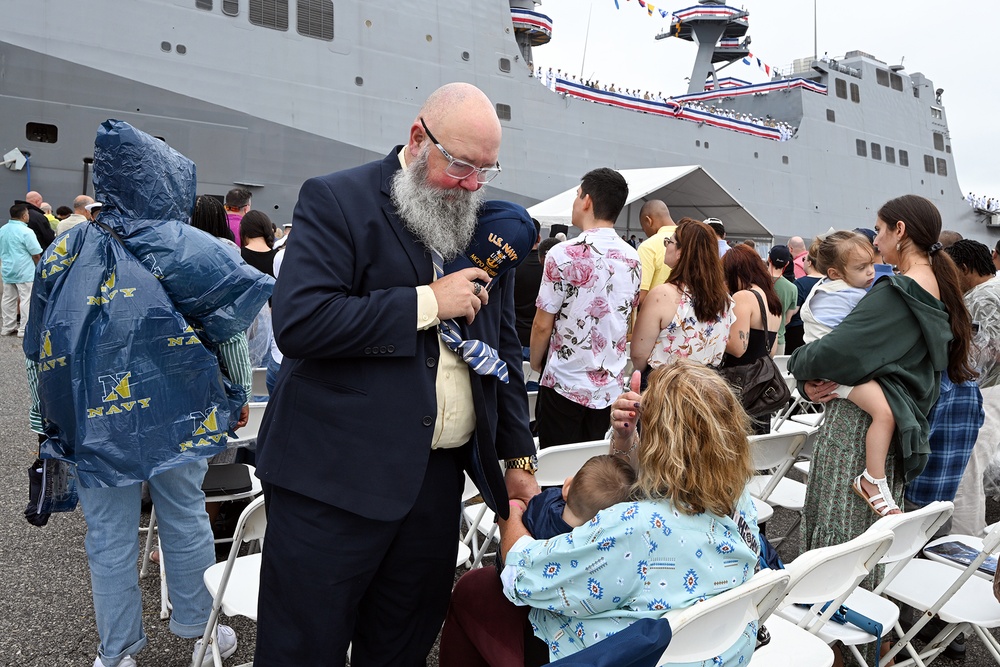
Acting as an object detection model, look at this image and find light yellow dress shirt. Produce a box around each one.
[637,225,676,292]
[400,149,476,449]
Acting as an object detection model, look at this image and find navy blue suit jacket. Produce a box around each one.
[255,148,535,521]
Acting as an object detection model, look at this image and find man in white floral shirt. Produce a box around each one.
[530,168,641,447]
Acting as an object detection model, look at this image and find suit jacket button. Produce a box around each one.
[426,357,436,368]
[422,416,433,427]
[380,345,388,354]
[364,347,372,354]
[387,345,395,353]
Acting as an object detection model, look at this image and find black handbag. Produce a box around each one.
[717,291,791,417]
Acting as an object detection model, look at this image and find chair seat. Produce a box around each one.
[922,534,994,581]
[750,615,834,667]
[751,497,774,524]
[776,587,899,646]
[456,541,472,568]
[748,476,806,511]
[883,558,1000,627]
[793,461,810,476]
[204,553,261,621]
[789,412,825,428]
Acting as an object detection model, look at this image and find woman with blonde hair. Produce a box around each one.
[440,361,761,666]
[630,218,735,373]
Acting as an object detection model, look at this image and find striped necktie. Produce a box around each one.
[431,250,509,383]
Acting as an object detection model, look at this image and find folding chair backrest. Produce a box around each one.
[749,430,806,471]
[656,569,790,664]
[535,440,610,488]
[773,355,791,376]
[868,501,953,567]
[251,367,268,398]
[235,495,267,545]
[983,518,1000,554]
[779,528,895,632]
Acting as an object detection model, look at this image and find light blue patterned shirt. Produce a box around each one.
[502,489,760,664]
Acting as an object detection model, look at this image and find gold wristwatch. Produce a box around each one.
[504,455,538,475]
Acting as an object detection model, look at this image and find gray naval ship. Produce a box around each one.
[0,0,987,241]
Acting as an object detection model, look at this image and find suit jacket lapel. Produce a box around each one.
[379,147,431,283]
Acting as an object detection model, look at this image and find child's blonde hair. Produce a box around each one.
[812,230,875,278]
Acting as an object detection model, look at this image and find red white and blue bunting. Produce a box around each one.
[681,78,828,103]
[510,8,554,37]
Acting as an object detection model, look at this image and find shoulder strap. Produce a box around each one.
[750,289,771,337]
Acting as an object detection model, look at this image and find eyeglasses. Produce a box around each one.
[420,118,502,184]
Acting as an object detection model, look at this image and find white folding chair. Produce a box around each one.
[526,390,538,422]
[772,355,791,376]
[195,495,267,667]
[773,528,895,643]
[881,519,1000,666]
[251,366,269,399]
[655,568,790,664]
[522,360,540,387]
[535,439,610,488]
[745,428,811,544]
[460,473,498,569]
[780,502,954,666]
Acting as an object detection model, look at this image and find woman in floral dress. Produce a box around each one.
[630,218,735,376]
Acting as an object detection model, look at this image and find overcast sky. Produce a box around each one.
[533,0,997,198]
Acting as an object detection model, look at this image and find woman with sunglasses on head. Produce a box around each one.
[630,218,735,378]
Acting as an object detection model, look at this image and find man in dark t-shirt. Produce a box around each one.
[512,218,542,354]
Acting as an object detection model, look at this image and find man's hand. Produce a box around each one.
[236,404,250,429]
[429,267,491,323]
[803,379,840,403]
[505,467,541,507]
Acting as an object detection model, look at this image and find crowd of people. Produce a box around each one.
[966,191,1000,213]
[10,79,1000,667]
[536,67,798,140]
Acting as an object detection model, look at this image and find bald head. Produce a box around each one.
[25,191,42,207]
[638,199,673,237]
[407,83,501,189]
[73,195,95,215]
[788,236,806,254]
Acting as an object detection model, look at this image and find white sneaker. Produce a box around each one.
[93,657,136,667]
[192,624,238,666]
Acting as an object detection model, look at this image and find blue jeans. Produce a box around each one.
[78,459,216,666]
[265,353,281,396]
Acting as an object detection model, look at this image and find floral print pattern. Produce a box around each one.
[648,288,735,368]
[536,228,641,409]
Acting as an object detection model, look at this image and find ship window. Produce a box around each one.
[931,107,943,119]
[696,140,701,147]
[946,145,951,154]
[161,41,172,52]
[871,143,882,161]
[26,122,58,144]
[835,78,847,99]
[876,69,890,87]
[856,139,867,157]
[176,44,187,54]
[196,0,213,9]
[461,51,470,61]
[355,76,363,86]
[782,156,789,165]
[250,0,289,30]
[913,86,920,98]
[899,150,909,167]
[496,103,511,121]
[850,83,860,103]
[885,146,896,164]
[826,109,835,122]
[704,142,709,149]
[223,0,238,16]
[297,0,333,40]
[499,58,512,73]
[933,132,945,151]
[924,154,935,173]
[936,158,948,176]
[890,73,903,91]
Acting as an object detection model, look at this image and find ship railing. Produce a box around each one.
[554,78,795,142]
[675,78,827,104]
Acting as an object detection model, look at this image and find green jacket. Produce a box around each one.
[788,275,953,481]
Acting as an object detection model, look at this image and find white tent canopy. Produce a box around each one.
[528,166,772,240]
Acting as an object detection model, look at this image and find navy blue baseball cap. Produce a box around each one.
[446,200,536,280]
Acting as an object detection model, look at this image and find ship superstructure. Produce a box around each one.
[0,0,981,240]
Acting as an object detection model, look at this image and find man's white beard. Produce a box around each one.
[390,147,482,262]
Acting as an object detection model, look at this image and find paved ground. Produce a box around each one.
[2,331,999,665]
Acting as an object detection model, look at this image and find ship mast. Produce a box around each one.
[657,0,750,94]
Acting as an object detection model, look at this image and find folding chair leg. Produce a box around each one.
[140,506,157,578]
[194,607,222,667]
[159,546,170,620]
[972,624,1000,664]
[470,523,499,569]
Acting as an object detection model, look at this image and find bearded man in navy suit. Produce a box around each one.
[253,82,540,666]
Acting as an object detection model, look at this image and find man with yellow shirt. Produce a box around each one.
[635,199,676,309]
